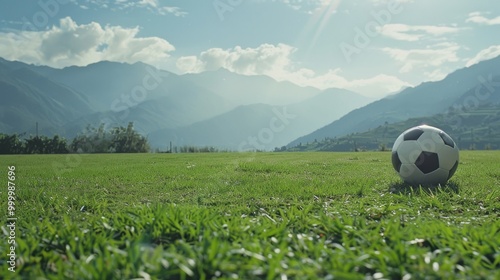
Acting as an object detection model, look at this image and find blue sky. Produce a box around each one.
[1,0,499,97]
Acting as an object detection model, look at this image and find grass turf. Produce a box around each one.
[1,151,499,279]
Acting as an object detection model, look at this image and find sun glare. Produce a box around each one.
[296,0,343,56]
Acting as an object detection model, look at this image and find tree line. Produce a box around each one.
[0,122,149,154]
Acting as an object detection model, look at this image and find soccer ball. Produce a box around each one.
[391,125,459,185]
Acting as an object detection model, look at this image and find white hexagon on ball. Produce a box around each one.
[391,125,459,186]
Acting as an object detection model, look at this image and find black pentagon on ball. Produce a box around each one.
[439,132,455,148]
[414,151,439,174]
[392,151,402,172]
[447,160,459,180]
[404,128,424,141]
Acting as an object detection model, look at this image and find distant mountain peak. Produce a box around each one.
[287,55,500,148]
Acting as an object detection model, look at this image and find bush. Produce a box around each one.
[0,134,68,154]
[71,122,149,153]
[0,122,150,154]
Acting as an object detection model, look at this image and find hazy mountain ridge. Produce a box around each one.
[0,58,372,148]
[3,56,499,151]
[287,56,500,148]
[287,103,500,152]
[149,89,373,150]
[0,59,94,136]
[181,68,321,106]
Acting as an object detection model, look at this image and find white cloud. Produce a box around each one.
[80,0,108,9]
[466,12,500,25]
[176,44,296,75]
[371,0,413,5]
[378,24,462,41]
[466,45,500,67]
[382,42,461,73]
[254,0,339,13]
[177,43,411,98]
[138,0,157,7]
[0,17,175,68]
[292,70,412,97]
[423,69,448,82]
[176,56,203,73]
[83,0,187,16]
[157,6,186,17]
[134,0,187,16]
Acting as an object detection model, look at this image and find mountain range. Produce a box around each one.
[288,56,500,149]
[149,88,371,150]
[0,57,373,150]
[287,103,500,152]
[2,55,499,151]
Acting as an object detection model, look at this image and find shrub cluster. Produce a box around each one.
[0,134,68,154]
[0,122,149,154]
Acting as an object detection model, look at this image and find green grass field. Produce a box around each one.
[1,151,499,279]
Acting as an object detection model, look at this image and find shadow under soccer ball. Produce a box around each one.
[388,180,460,195]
